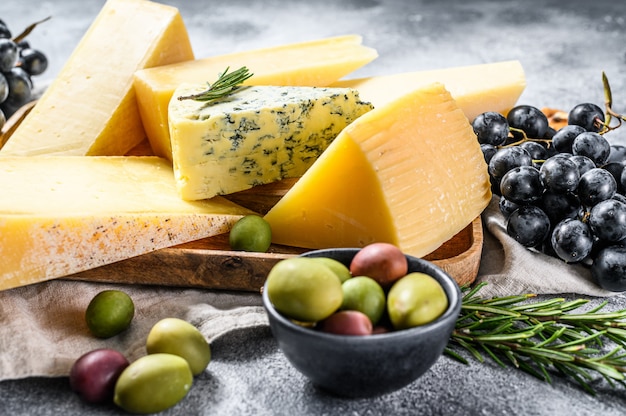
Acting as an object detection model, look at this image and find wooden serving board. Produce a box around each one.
[1,101,483,292]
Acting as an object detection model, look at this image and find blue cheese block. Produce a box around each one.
[168,84,373,200]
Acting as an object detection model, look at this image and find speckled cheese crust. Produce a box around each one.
[169,85,373,200]
[0,156,254,291]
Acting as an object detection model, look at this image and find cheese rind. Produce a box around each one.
[134,35,378,159]
[169,85,373,200]
[0,0,194,156]
[332,60,526,123]
[263,83,492,257]
[0,156,253,290]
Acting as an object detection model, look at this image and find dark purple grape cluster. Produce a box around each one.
[0,18,48,127]
[473,103,626,292]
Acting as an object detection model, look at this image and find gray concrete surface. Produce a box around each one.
[2,0,626,414]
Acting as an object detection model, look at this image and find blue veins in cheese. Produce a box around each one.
[168,84,373,200]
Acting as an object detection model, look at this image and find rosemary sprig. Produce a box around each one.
[445,283,626,395]
[177,66,253,102]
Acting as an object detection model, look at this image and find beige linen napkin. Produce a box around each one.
[0,281,267,380]
[0,196,618,381]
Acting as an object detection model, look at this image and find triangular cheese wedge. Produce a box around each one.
[332,60,526,123]
[263,83,492,257]
[0,156,253,290]
[1,0,194,156]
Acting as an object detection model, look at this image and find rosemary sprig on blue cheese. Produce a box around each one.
[177,66,254,102]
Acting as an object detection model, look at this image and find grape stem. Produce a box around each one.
[500,127,553,149]
[12,16,51,44]
[599,71,625,134]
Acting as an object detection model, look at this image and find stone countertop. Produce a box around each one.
[2,0,626,415]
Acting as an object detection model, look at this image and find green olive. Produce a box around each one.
[266,257,343,322]
[85,290,134,338]
[341,276,386,325]
[146,318,211,376]
[113,353,193,414]
[229,215,272,252]
[310,257,352,283]
[387,272,448,329]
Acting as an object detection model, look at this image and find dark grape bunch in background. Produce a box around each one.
[0,17,49,130]
[473,77,626,292]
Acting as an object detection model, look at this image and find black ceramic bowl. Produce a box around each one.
[262,248,462,398]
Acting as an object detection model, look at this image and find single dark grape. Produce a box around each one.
[488,146,532,180]
[540,190,582,225]
[539,155,580,194]
[480,143,498,165]
[568,103,605,133]
[591,245,626,292]
[550,218,594,263]
[608,145,626,166]
[16,40,30,50]
[500,165,543,204]
[551,125,586,154]
[0,38,18,72]
[569,154,596,177]
[603,162,625,194]
[499,197,520,220]
[519,141,548,161]
[578,167,617,206]
[589,199,626,242]
[571,131,611,166]
[506,105,549,139]
[506,205,551,247]
[2,66,32,108]
[18,48,48,76]
[0,72,8,104]
[472,111,509,146]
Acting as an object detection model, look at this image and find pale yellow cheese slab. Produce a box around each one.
[263,83,492,257]
[332,60,526,123]
[0,0,194,157]
[0,156,254,291]
[133,35,378,159]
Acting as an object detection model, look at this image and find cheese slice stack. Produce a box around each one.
[0,0,194,156]
[332,60,526,123]
[134,35,378,159]
[0,156,253,290]
[263,83,492,257]
[169,84,373,200]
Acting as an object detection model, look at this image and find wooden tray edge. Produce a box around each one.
[66,216,483,291]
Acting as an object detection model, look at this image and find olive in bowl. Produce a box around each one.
[262,247,462,397]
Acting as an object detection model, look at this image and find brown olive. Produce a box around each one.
[350,242,408,288]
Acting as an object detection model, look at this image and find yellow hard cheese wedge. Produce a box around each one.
[263,83,492,257]
[0,156,253,291]
[332,60,526,123]
[134,35,378,159]
[169,85,373,200]
[0,0,194,156]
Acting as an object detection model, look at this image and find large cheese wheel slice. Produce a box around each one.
[332,60,526,123]
[0,0,194,156]
[169,84,373,200]
[263,83,492,257]
[0,156,253,291]
[133,35,378,159]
